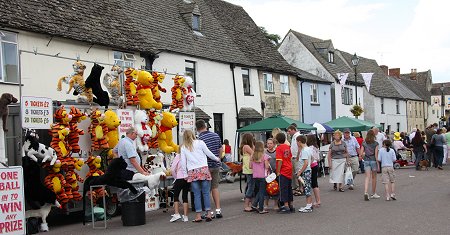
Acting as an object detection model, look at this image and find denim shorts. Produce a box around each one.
[364,160,378,172]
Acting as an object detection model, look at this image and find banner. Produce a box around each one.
[117,109,134,139]
[361,73,374,91]
[445,95,450,109]
[337,73,349,86]
[21,96,53,129]
[0,166,25,235]
[179,112,195,139]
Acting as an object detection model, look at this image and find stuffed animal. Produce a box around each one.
[170,75,186,112]
[83,157,138,225]
[104,110,121,149]
[132,171,166,191]
[0,93,18,132]
[143,153,167,174]
[85,63,109,108]
[63,157,84,202]
[131,70,162,110]
[134,110,151,152]
[89,109,109,150]
[68,106,87,154]
[22,129,58,165]
[103,65,124,107]
[57,61,93,103]
[182,76,196,111]
[84,156,106,207]
[150,72,167,109]
[124,68,139,106]
[147,110,163,149]
[49,107,72,159]
[43,160,70,208]
[157,111,179,153]
[22,157,59,232]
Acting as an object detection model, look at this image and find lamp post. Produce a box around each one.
[351,53,360,105]
[440,85,445,126]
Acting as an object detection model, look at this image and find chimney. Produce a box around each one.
[410,68,417,80]
[388,68,400,79]
[380,65,388,76]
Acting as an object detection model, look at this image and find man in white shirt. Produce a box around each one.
[287,125,301,192]
[342,128,360,190]
[374,127,386,147]
[409,128,417,141]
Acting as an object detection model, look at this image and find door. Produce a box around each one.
[4,104,22,166]
[213,113,223,142]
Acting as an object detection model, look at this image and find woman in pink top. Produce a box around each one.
[169,153,190,222]
[249,141,269,214]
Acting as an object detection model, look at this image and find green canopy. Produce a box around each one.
[324,116,382,132]
[237,114,316,132]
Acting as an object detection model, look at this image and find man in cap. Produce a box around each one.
[342,128,360,190]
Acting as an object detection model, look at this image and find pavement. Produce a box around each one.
[42,166,450,235]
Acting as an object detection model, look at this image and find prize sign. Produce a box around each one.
[179,112,195,137]
[0,166,25,235]
[117,109,134,139]
[446,95,450,109]
[21,96,53,129]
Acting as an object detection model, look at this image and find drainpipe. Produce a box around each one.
[300,80,305,122]
[230,64,239,129]
[140,51,159,70]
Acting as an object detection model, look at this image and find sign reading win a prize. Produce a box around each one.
[179,112,195,138]
[0,167,25,235]
[21,96,53,129]
[117,109,134,139]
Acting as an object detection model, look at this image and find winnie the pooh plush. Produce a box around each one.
[182,76,196,111]
[135,110,151,152]
[131,70,162,110]
[103,110,121,149]
[43,160,70,208]
[158,111,179,153]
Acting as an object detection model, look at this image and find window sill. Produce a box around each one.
[0,81,22,86]
[311,103,320,106]
[244,94,254,96]
[264,90,274,93]
[281,92,290,95]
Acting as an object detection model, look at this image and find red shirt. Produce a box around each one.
[356,137,364,148]
[224,145,231,154]
[276,144,292,179]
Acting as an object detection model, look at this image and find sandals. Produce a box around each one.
[205,217,212,222]
[243,207,254,212]
[258,210,269,214]
[293,191,303,196]
[339,188,345,192]
[192,219,202,223]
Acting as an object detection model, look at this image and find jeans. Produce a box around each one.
[251,178,266,210]
[245,174,255,198]
[434,146,444,167]
[414,150,424,169]
[191,180,211,213]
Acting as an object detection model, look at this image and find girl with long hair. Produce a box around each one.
[249,141,269,213]
[360,129,380,201]
[306,134,321,207]
[240,133,255,212]
[411,131,427,170]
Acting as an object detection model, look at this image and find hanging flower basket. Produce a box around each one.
[350,104,364,118]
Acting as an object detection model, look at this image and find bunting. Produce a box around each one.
[361,73,374,91]
[336,73,349,86]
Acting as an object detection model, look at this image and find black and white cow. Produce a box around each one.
[22,129,57,165]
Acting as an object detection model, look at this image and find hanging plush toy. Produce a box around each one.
[124,68,140,106]
[157,111,179,153]
[85,63,109,108]
[103,65,124,107]
[85,156,106,204]
[103,110,121,157]
[150,72,166,109]
[57,61,93,103]
[0,93,18,132]
[134,110,151,152]
[131,70,162,110]
[170,75,186,112]
[68,106,87,154]
[147,110,163,149]
[63,157,84,201]
[89,109,109,151]
[43,160,70,208]
[22,129,58,165]
[182,76,196,111]
[49,106,72,160]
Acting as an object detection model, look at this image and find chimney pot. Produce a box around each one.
[388,68,400,79]
[410,68,417,80]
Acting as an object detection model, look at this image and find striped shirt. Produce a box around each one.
[198,130,222,168]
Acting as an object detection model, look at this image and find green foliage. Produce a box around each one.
[350,104,364,118]
[259,26,281,46]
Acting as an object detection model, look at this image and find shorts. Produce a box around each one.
[364,160,378,172]
[349,156,359,172]
[279,175,293,203]
[381,167,395,184]
[301,170,312,197]
[172,179,190,203]
[209,167,220,189]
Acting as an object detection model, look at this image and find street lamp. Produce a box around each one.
[351,53,360,105]
[440,85,445,124]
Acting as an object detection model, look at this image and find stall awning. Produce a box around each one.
[237,114,316,132]
[238,107,263,119]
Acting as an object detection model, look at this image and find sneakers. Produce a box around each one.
[385,197,390,201]
[390,194,397,200]
[201,211,215,219]
[182,215,189,222]
[278,206,290,214]
[364,193,370,201]
[170,214,182,222]
[348,185,354,190]
[370,193,381,199]
[298,207,313,213]
[289,206,295,213]
[215,209,223,218]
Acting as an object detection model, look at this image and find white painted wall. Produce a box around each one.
[372,97,407,132]
[428,105,442,125]
[279,31,365,120]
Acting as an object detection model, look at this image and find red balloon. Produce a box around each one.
[266,181,279,196]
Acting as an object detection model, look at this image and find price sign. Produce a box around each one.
[21,96,53,129]
[117,109,134,139]
[0,166,25,235]
[446,95,450,109]
[179,112,195,138]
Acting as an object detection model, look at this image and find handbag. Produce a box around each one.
[265,163,276,183]
[344,166,353,185]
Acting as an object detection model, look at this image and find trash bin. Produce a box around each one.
[119,180,147,226]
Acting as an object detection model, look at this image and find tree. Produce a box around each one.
[259,26,281,46]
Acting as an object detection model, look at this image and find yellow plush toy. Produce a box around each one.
[157,112,179,153]
[131,70,162,110]
[104,110,121,149]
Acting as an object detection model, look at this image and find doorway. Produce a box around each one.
[213,113,223,142]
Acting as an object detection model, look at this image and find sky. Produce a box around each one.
[226,0,450,83]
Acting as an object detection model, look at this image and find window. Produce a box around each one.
[114,51,135,70]
[396,99,400,114]
[263,73,273,92]
[397,123,400,132]
[192,14,200,31]
[415,102,417,117]
[409,102,412,117]
[242,68,251,95]
[310,84,319,104]
[419,103,422,117]
[0,31,19,83]
[380,123,385,132]
[328,51,334,63]
[381,98,385,114]
[280,75,289,94]
[185,60,196,91]
[341,87,353,105]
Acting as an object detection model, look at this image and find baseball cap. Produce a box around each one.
[343,128,351,133]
